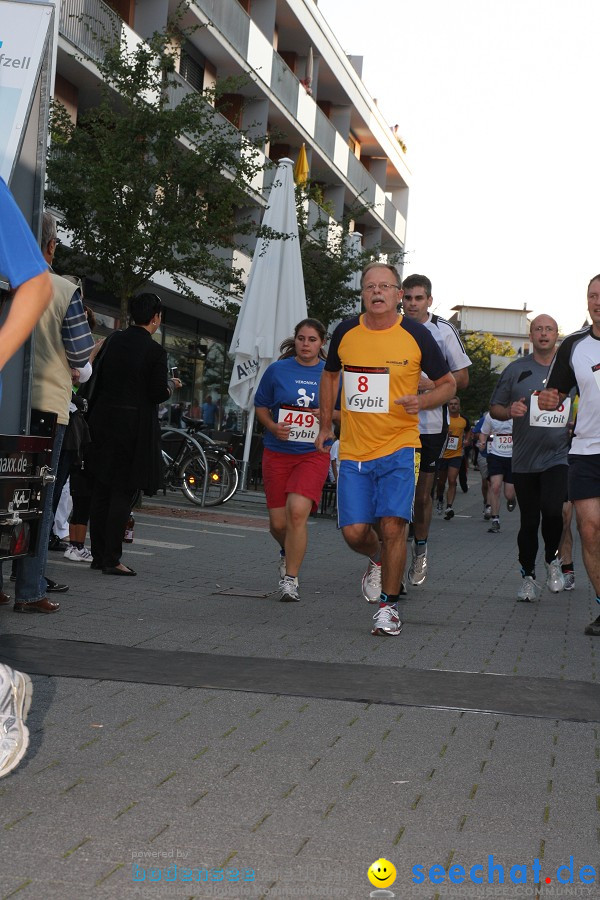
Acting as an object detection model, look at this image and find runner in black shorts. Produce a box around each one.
[490,314,571,601]
[539,276,600,634]
[401,275,472,586]
[477,413,515,533]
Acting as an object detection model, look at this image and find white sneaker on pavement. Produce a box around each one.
[279,576,299,602]
[408,541,428,586]
[517,576,541,602]
[371,604,402,636]
[545,558,565,593]
[64,545,93,562]
[362,559,382,603]
[562,571,575,591]
[0,665,32,779]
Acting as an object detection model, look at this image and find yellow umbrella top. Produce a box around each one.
[293,143,309,186]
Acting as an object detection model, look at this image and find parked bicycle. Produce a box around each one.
[181,415,239,505]
[160,418,239,507]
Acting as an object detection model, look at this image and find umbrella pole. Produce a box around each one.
[239,405,256,492]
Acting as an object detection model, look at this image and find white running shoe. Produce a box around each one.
[362,559,382,603]
[278,550,286,580]
[408,542,428,586]
[483,505,492,520]
[563,571,575,591]
[279,576,299,602]
[545,558,565,593]
[0,665,32,779]
[64,545,93,562]
[517,576,541,602]
[371,604,402,636]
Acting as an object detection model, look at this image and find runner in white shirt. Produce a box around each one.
[401,274,471,585]
[477,413,516,533]
[539,274,600,636]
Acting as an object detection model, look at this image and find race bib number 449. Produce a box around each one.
[343,366,389,413]
[277,405,319,442]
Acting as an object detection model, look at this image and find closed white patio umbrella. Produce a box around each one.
[228,157,307,488]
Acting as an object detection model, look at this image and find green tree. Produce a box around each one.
[46,14,276,325]
[296,182,404,329]
[460,332,515,422]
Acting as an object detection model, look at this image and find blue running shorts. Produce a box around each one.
[337,447,416,527]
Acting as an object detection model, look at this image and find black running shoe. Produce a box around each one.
[584,615,600,636]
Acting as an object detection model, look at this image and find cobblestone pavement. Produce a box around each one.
[0,479,598,900]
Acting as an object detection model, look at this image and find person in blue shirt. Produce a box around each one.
[0,176,52,780]
[0,178,52,391]
[254,318,331,602]
[201,395,218,428]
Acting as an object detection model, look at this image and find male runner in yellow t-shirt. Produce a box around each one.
[316,263,456,636]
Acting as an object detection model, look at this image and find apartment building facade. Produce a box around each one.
[449,304,533,357]
[52,0,410,418]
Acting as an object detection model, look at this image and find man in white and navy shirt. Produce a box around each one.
[401,274,472,586]
[539,275,600,635]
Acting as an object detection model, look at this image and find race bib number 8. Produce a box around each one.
[277,405,319,442]
[529,392,571,428]
[446,435,459,451]
[343,366,389,413]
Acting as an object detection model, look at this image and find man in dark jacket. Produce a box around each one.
[87,294,180,575]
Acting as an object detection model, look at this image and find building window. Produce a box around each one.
[180,47,205,93]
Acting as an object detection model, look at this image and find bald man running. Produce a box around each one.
[490,314,571,602]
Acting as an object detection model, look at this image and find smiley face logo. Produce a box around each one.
[367,858,397,887]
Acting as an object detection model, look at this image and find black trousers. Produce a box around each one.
[512,465,568,574]
[89,479,137,568]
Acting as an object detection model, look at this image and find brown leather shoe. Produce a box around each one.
[14,597,60,614]
[0,591,11,605]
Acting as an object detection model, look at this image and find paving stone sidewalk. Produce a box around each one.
[0,482,598,900]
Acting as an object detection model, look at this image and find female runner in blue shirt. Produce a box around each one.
[254,319,330,601]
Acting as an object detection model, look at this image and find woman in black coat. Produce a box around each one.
[87,294,180,575]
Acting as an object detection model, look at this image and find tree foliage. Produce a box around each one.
[459,332,515,422]
[46,13,276,325]
[296,182,404,329]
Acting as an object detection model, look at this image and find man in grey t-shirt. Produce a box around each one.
[490,314,571,602]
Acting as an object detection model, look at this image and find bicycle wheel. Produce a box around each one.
[179,451,238,507]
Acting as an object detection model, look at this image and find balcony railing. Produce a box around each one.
[346,152,376,207]
[193,0,250,58]
[59,0,121,63]
[314,106,336,160]
[271,52,299,118]
[165,72,244,154]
